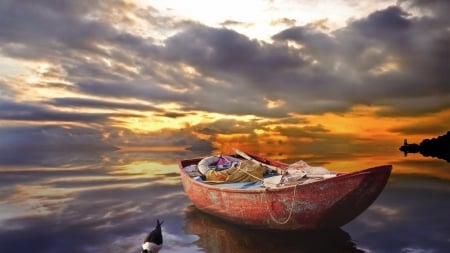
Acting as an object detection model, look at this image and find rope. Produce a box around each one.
[236,162,297,225]
[262,182,298,225]
[234,164,280,187]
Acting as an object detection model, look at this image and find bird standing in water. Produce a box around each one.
[141,219,163,253]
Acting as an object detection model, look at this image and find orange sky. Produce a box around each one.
[0,0,448,174]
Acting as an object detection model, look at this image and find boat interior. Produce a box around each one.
[181,150,337,189]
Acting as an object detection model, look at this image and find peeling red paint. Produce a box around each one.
[178,153,391,230]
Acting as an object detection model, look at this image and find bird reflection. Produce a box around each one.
[400,131,450,162]
[183,205,364,253]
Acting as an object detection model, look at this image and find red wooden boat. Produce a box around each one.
[178,151,392,230]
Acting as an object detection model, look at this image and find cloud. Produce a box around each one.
[0,0,448,149]
[220,20,254,28]
[49,97,160,111]
[185,139,214,152]
[271,4,450,115]
[0,100,140,123]
[0,0,159,84]
[400,0,450,23]
[3,1,448,118]
[0,124,116,151]
[0,96,212,153]
[270,17,297,27]
[196,118,265,135]
[0,80,15,100]
[76,80,186,104]
[151,3,448,117]
[162,24,305,81]
[390,120,450,135]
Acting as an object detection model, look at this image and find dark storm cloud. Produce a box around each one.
[49,97,161,111]
[196,118,268,135]
[0,125,116,151]
[162,24,305,83]
[0,0,148,52]
[152,3,448,116]
[162,23,343,113]
[352,6,412,39]
[77,77,289,118]
[271,4,450,115]
[0,0,448,134]
[76,80,186,103]
[147,24,308,117]
[401,0,450,23]
[118,128,211,151]
[0,0,159,84]
[157,111,188,118]
[276,124,330,138]
[390,122,450,135]
[0,0,106,55]
[0,100,138,122]
[270,125,386,165]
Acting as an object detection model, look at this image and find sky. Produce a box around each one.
[0,0,449,157]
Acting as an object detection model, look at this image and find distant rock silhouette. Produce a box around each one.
[400,131,450,163]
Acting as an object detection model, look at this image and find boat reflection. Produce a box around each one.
[183,205,364,253]
[399,131,450,162]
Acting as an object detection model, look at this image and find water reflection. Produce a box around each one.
[0,148,448,253]
[0,149,108,167]
[344,174,450,253]
[0,149,193,253]
[184,205,364,253]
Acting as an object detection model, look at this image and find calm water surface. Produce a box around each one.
[0,148,449,253]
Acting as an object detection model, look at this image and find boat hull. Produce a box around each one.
[178,155,391,230]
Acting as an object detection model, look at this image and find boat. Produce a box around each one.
[178,149,392,230]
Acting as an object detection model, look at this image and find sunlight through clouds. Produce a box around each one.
[0,1,448,252]
[0,0,448,164]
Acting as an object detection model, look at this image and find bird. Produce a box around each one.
[141,219,163,253]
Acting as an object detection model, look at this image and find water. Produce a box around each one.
[0,148,449,253]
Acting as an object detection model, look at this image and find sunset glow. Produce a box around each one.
[0,0,448,174]
[0,2,449,251]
